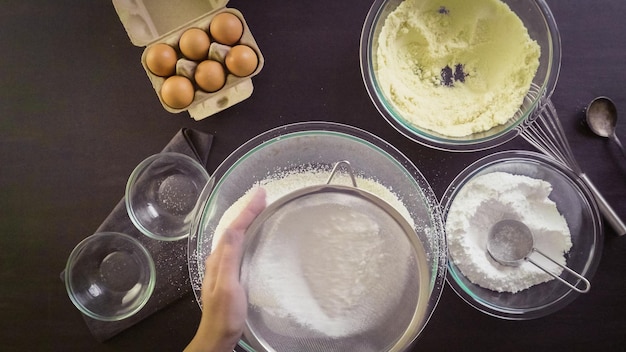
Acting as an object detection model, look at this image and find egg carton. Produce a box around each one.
[112,0,264,120]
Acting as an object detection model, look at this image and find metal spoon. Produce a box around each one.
[586,96,626,157]
[487,219,590,293]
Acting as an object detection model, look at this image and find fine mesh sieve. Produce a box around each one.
[241,161,431,352]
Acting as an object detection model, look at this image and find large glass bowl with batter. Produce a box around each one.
[360,0,561,151]
[440,150,603,319]
[188,121,447,351]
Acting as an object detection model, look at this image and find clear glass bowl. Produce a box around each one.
[440,151,603,319]
[64,232,156,321]
[360,0,561,151]
[188,121,447,351]
[126,152,209,241]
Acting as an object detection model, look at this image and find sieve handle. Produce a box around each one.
[579,173,626,236]
[528,248,591,293]
[326,160,358,187]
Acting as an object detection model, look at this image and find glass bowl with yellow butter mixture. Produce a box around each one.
[360,0,561,151]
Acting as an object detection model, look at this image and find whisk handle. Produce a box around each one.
[580,173,626,236]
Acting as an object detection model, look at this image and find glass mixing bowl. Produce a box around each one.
[188,121,447,351]
[64,232,156,321]
[126,152,209,241]
[360,0,561,151]
[440,151,603,319]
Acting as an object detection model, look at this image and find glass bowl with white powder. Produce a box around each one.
[188,122,447,351]
[441,150,603,320]
[360,0,561,151]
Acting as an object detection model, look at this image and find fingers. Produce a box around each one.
[216,187,266,285]
[203,244,222,292]
[226,187,267,234]
[205,187,267,291]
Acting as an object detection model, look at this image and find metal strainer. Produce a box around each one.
[241,161,431,352]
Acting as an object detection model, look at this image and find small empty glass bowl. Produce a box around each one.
[126,152,210,241]
[440,151,603,319]
[64,232,156,321]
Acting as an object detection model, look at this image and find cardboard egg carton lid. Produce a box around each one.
[113,0,228,47]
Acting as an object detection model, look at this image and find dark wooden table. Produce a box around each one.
[2,0,625,351]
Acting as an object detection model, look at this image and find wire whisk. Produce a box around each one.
[520,97,581,173]
[517,88,626,235]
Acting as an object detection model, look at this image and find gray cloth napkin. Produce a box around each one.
[62,128,213,342]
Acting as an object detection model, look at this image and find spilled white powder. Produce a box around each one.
[213,168,414,337]
[446,172,572,293]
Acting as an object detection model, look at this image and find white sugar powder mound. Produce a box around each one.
[446,171,572,293]
[213,169,415,337]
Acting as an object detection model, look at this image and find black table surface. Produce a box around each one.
[2,0,626,351]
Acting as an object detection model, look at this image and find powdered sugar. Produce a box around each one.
[213,167,414,337]
[446,171,572,293]
[214,167,415,247]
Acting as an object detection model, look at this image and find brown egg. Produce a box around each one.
[160,75,195,109]
[225,45,258,77]
[145,43,177,77]
[179,28,210,61]
[209,12,244,45]
[195,60,226,93]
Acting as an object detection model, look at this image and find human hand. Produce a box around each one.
[185,187,266,352]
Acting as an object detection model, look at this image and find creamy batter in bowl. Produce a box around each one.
[360,0,561,151]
